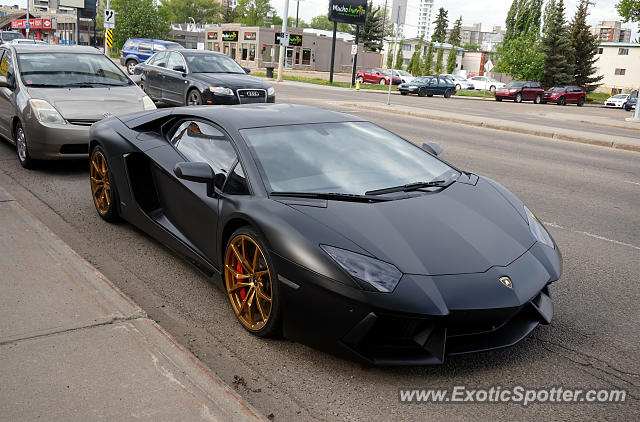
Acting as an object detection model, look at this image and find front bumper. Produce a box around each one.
[495,91,517,99]
[275,241,561,365]
[24,119,90,160]
[202,90,276,105]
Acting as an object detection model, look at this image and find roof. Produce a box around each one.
[599,42,640,47]
[11,45,103,54]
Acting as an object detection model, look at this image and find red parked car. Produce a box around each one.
[494,81,544,103]
[542,86,586,106]
[356,68,402,85]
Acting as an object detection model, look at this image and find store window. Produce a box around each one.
[262,44,273,62]
[302,48,311,65]
[249,44,255,61]
[241,43,248,60]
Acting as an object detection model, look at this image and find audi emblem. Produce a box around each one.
[245,91,261,97]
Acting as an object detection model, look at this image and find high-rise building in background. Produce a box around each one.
[397,0,434,39]
[590,21,632,43]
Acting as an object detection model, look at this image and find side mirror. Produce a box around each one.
[421,141,443,156]
[174,162,216,196]
[243,67,251,74]
[173,65,186,73]
[0,75,8,88]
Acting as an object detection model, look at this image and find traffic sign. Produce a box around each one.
[484,59,494,72]
[104,9,115,29]
[106,29,113,48]
[351,44,358,55]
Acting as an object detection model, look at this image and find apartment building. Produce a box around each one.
[590,21,632,43]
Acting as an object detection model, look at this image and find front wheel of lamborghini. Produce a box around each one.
[90,146,119,222]
[224,228,281,337]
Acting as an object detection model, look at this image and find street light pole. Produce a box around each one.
[26,0,30,39]
[276,0,290,82]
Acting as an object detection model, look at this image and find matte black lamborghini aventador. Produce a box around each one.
[88,104,561,365]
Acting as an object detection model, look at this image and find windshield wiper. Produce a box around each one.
[365,178,454,196]
[270,191,391,203]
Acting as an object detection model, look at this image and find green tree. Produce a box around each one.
[407,35,424,75]
[109,0,169,52]
[386,45,394,68]
[570,0,603,92]
[422,42,434,74]
[160,0,224,24]
[353,1,385,52]
[446,48,457,73]
[542,0,557,34]
[616,0,640,23]
[434,46,444,73]
[309,15,352,32]
[431,8,449,42]
[394,38,404,69]
[234,0,273,26]
[494,33,545,80]
[541,0,575,87]
[448,16,462,45]
[462,42,480,50]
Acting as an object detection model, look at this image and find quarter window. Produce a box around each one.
[137,42,152,53]
[224,162,250,195]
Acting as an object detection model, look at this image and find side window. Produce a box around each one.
[0,49,15,87]
[170,120,238,188]
[123,40,136,51]
[150,51,167,67]
[166,53,185,71]
[224,161,250,195]
[137,42,152,54]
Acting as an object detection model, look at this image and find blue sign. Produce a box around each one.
[25,23,30,29]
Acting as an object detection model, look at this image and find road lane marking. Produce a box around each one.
[623,180,640,186]
[544,222,640,252]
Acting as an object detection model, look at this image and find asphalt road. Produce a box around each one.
[0,84,638,421]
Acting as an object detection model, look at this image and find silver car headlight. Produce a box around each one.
[267,86,275,96]
[29,99,66,125]
[142,95,156,110]
[320,245,402,293]
[524,206,554,249]
[210,86,234,95]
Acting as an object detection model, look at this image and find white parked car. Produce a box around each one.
[468,76,506,92]
[440,74,474,90]
[603,94,629,108]
[393,70,415,84]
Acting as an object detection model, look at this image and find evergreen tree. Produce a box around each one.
[541,0,575,87]
[353,1,385,52]
[431,8,449,42]
[407,35,424,75]
[394,39,404,70]
[422,42,434,75]
[386,45,394,68]
[570,0,603,92]
[446,17,462,74]
[543,0,557,34]
[446,48,457,73]
[434,46,444,73]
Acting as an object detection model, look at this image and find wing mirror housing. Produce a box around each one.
[173,65,186,73]
[243,67,251,74]
[174,162,217,196]
[421,141,443,156]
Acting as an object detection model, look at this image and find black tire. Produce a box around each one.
[224,227,281,338]
[558,96,566,106]
[515,93,522,103]
[427,93,434,97]
[418,87,426,97]
[534,94,542,104]
[15,121,36,169]
[186,88,202,106]
[495,97,502,101]
[577,97,585,107]
[126,59,137,75]
[400,92,408,95]
[89,146,120,222]
[443,89,452,98]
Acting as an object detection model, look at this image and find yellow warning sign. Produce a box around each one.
[106,29,113,48]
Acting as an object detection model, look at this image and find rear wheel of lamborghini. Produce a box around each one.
[224,228,281,337]
[90,146,119,222]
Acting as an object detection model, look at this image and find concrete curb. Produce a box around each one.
[336,102,640,153]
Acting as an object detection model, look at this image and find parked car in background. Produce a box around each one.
[440,74,474,91]
[10,39,47,45]
[542,86,586,106]
[468,76,506,92]
[0,44,155,168]
[494,81,544,103]
[120,38,182,75]
[394,70,415,84]
[0,30,24,45]
[623,90,637,111]
[136,49,274,106]
[398,76,455,98]
[355,68,402,85]
[603,93,629,108]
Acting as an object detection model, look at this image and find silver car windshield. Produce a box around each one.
[241,122,457,195]
[17,53,132,87]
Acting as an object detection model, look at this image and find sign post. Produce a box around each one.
[104,0,114,56]
[387,0,406,105]
[349,42,358,89]
[328,0,367,84]
[483,59,494,100]
[276,0,290,82]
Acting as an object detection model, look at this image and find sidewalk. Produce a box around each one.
[0,186,264,421]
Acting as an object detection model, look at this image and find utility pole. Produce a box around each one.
[26,0,30,39]
[296,0,299,27]
[276,0,290,82]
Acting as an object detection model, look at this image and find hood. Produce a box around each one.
[190,73,271,90]
[288,178,535,276]
[26,85,146,120]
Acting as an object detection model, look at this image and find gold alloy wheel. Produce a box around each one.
[224,235,273,331]
[90,150,111,215]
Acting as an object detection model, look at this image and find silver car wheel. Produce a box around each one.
[187,89,202,106]
[16,126,27,162]
[127,61,136,75]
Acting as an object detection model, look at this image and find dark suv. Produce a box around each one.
[624,90,637,111]
[494,81,544,103]
[0,31,25,45]
[120,38,182,75]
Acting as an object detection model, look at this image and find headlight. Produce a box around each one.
[320,245,402,293]
[29,99,66,125]
[524,206,554,249]
[267,86,275,96]
[142,95,156,110]
[409,85,418,89]
[209,86,234,95]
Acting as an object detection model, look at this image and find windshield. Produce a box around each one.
[506,82,524,88]
[612,94,628,99]
[241,122,457,195]
[413,77,431,83]
[548,87,565,91]
[2,32,24,41]
[17,52,132,87]
[183,52,245,73]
